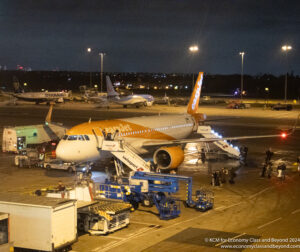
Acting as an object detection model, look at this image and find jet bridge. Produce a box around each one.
[197,126,240,158]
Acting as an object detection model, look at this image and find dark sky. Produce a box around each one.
[0,0,299,74]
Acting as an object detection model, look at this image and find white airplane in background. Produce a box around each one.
[56,72,287,171]
[82,77,154,107]
[106,76,154,108]
[0,77,70,104]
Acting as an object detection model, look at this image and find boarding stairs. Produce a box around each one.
[197,126,240,158]
[100,139,151,172]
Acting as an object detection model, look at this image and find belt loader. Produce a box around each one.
[35,179,131,235]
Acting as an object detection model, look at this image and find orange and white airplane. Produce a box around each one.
[56,72,285,170]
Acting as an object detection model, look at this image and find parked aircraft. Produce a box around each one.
[0,77,70,104]
[106,76,154,107]
[56,72,287,170]
[82,76,154,108]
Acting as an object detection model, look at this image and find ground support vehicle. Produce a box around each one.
[97,182,180,220]
[36,182,131,235]
[14,148,42,168]
[271,103,292,111]
[0,194,77,252]
[194,189,214,211]
[43,159,75,173]
[77,200,131,235]
[96,171,214,220]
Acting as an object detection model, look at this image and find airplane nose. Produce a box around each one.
[56,141,69,161]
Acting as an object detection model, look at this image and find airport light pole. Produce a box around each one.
[87,48,92,88]
[99,52,106,93]
[281,45,292,104]
[189,45,199,88]
[239,52,245,102]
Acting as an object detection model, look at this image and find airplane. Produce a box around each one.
[80,76,154,108]
[56,72,288,171]
[106,76,154,108]
[0,77,70,104]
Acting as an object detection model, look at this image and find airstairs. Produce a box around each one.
[197,126,240,158]
[100,139,151,173]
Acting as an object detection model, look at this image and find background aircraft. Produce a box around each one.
[0,77,70,104]
[106,76,154,108]
[81,76,154,108]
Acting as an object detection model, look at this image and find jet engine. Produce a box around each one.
[153,146,184,170]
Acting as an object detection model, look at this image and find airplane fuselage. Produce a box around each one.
[56,114,196,162]
[14,91,68,103]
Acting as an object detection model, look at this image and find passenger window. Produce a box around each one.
[68,135,78,140]
[78,135,84,141]
[84,135,90,141]
[62,135,68,140]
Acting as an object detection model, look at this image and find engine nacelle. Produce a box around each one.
[153,146,184,170]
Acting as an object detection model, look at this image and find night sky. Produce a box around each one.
[0,0,299,74]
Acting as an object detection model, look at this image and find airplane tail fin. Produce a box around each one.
[45,104,53,123]
[187,72,204,115]
[106,76,119,97]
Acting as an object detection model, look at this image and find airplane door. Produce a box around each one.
[17,136,26,151]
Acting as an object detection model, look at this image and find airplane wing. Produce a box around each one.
[142,114,298,147]
[142,133,289,147]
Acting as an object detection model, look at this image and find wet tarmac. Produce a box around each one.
[0,103,299,251]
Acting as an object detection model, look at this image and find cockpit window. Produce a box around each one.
[78,135,84,141]
[84,135,90,141]
[62,135,68,140]
[68,135,78,140]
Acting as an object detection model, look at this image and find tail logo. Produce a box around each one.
[191,74,203,110]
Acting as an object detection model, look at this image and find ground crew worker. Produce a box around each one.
[215,171,220,186]
[200,148,206,164]
[277,163,286,180]
[211,173,215,186]
[242,146,248,165]
[265,147,274,164]
[261,164,267,177]
[220,168,227,184]
[229,169,235,184]
[102,129,107,139]
[281,163,286,180]
[113,129,120,140]
[57,181,65,191]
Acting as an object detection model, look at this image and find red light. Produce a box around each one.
[281,132,287,139]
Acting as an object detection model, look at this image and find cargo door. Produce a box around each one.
[52,201,77,249]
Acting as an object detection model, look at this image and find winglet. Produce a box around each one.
[106,76,119,97]
[45,104,53,123]
[187,72,204,114]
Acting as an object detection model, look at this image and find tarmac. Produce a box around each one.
[0,103,299,251]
